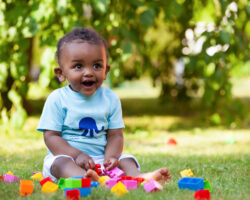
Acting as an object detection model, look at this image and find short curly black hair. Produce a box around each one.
[56,27,108,64]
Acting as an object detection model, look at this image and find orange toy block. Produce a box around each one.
[41,181,58,194]
[20,180,34,196]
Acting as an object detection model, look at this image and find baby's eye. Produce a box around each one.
[93,64,101,69]
[74,64,82,69]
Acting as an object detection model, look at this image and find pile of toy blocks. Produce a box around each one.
[97,166,164,197]
[58,176,100,199]
[178,169,212,200]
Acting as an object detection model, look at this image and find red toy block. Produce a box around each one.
[0,174,3,181]
[40,177,52,186]
[94,164,102,175]
[121,176,133,180]
[133,177,145,183]
[167,138,178,145]
[194,189,211,200]
[81,178,91,187]
[66,189,80,200]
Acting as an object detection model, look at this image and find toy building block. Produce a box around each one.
[167,138,178,145]
[178,177,204,191]
[143,179,163,193]
[64,178,82,188]
[133,177,145,184]
[58,178,65,189]
[3,174,20,183]
[194,189,211,200]
[7,171,14,175]
[32,171,40,175]
[66,189,80,200]
[19,180,34,196]
[0,174,3,181]
[31,172,44,181]
[91,181,100,187]
[180,169,194,177]
[94,164,102,175]
[72,176,83,179]
[79,187,91,197]
[40,177,52,186]
[81,178,91,187]
[111,181,128,197]
[41,181,58,193]
[64,187,91,197]
[204,180,212,192]
[105,178,119,189]
[103,167,125,178]
[121,176,133,180]
[121,180,138,190]
[98,176,110,185]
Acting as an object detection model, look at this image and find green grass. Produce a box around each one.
[0,77,250,199]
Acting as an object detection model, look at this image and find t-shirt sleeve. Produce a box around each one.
[37,90,65,132]
[108,93,125,129]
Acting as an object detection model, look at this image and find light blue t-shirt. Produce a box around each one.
[37,85,125,156]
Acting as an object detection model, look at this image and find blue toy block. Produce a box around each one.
[72,176,84,179]
[178,177,204,191]
[64,187,91,197]
[91,181,100,187]
[79,187,91,197]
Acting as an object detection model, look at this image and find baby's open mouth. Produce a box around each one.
[82,80,95,86]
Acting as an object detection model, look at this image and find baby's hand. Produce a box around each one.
[75,153,95,170]
[103,157,119,170]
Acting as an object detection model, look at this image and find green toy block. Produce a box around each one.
[58,178,65,189]
[204,180,212,192]
[65,178,82,188]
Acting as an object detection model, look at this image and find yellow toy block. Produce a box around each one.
[180,169,194,177]
[98,176,110,185]
[7,171,14,175]
[31,172,44,181]
[111,181,128,197]
[41,181,58,194]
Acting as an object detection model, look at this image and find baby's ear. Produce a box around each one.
[54,66,66,82]
[104,64,111,80]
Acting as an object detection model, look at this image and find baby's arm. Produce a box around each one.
[44,130,95,170]
[104,128,124,170]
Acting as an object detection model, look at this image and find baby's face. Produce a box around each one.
[59,41,110,96]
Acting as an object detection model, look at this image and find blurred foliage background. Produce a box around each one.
[0,0,249,130]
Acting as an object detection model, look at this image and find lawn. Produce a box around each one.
[0,77,249,199]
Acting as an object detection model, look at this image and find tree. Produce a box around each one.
[0,0,249,128]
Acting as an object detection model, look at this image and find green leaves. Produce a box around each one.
[92,0,108,15]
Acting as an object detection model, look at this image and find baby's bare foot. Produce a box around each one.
[85,169,99,181]
[141,168,171,184]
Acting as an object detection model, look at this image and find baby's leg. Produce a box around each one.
[51,157,99,181]
[119,158,171,183]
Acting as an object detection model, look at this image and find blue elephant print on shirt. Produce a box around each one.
[79,117,104,137]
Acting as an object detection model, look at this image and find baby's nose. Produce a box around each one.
[83,67,94,76]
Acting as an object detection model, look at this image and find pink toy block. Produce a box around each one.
[143,179,163,193]
[3,174,20,183]
[121,180,138,190]
[105,178,119,189]
[103,167,125,178]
